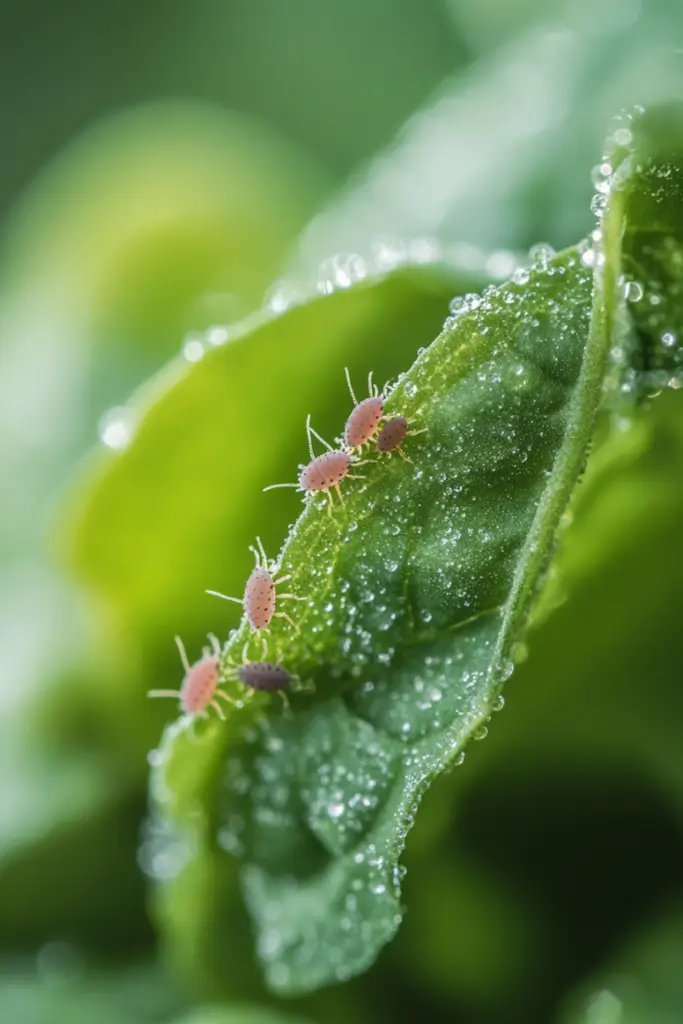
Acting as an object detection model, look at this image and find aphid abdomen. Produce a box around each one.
[344,396,384,448]
[377,415,409,453]
[299,450,352,492]
[180,655,219,714]
[236,661,292,692]
[244,567,276,630]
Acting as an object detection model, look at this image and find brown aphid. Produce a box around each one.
[377,415,426,462]
[223,648,310,710]
[264,415,366,514]
[236,660,293,692]
[343,367,384,450]
[148,635,233,721]
[206,538,304,651]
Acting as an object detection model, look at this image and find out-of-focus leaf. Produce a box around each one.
[0,962,183,1024]
[289,4,683,272]
[558,897,683,1024]
[0,100,329,950]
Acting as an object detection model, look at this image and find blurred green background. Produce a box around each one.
[2,0,683,1022]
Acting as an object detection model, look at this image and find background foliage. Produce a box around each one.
[2,1,683,1023]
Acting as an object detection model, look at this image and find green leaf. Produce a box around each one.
[70,102,683,998]
[149,244,609,994]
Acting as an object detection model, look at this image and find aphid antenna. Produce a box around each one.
[207,633,222,658]
[206,589,242,605]
[368,370,378,398]
[148,689,181,700]
[174,635,191,674]
[344,366,358,405]
[306,413,334,456]
[263,482,300,492]
[254,536,271,571]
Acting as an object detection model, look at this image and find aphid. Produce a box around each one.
[223,649,306,710]
[148,635,233,720]
[377,415,426,461]
[343,367,384,450]
[206,538,305,653]
[264,415,365,514]
[236,660,293,692]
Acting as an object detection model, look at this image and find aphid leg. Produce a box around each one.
[211,700,226,722]
[397,446,413,464]
[148,689,181,700]
[242,639,251,665]
[307,415,334,452]
[278,691,291,714]
[206,589,242,605]
[215,689,236,706]
[276,592,307,602]
[259,632,269,660]
[334,482,345,506]
[344,366,358,406]
[273,572,292,585]
[274,610,299,633]
[407,427,427,437]
[347,473,367,480]
[174,636,191,674]
[207,633,222,658]
[325,490,334,515]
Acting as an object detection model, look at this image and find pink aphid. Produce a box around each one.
[343,367,384,450]
[206,538,304,653]
[377,415,426,460]
[264,415,365,514]
[148,635,233,720]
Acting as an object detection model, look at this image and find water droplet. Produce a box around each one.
[661,331,677,348]
[207,325,230,346]
[590,193,607,217]
[449,295,468,316]
[613,127,633,147]
[529,243,555,268]
[98,406,134,450]
[512,267,530,285]
[183,336,205,362]
[625,281,643,302]
[580,249,596,268]
[486,250,517,279]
